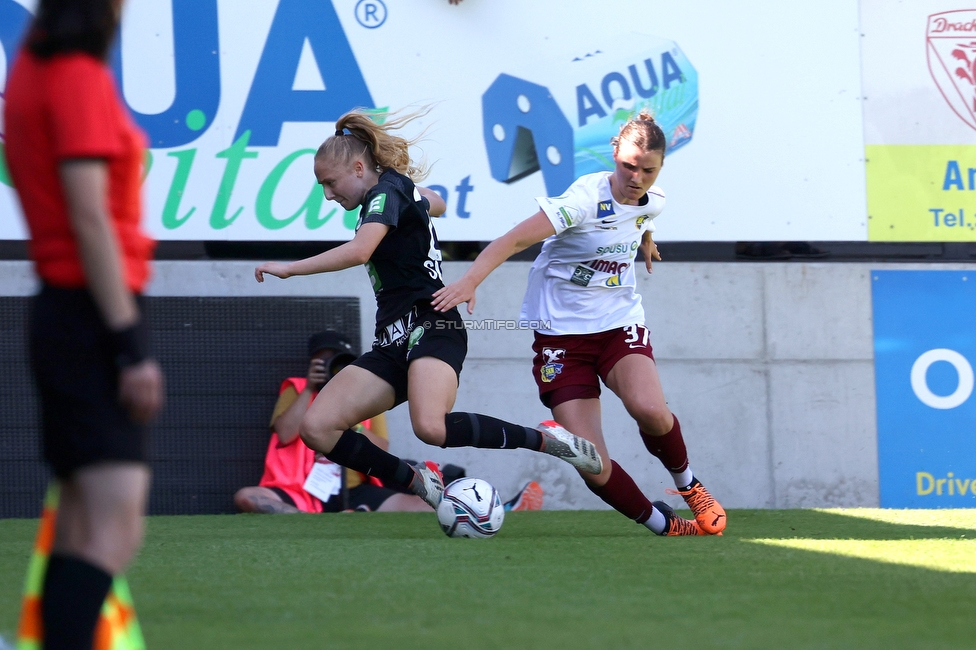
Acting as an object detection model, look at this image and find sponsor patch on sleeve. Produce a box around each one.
[558,207,575,227]
[367,193,387,216]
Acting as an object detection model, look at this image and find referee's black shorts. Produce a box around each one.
[30,284,149,479]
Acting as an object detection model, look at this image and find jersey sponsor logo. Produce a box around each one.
[406,325,425,354]
[540,347,566,383]
[595,241,639,255]
[367,193,387,216]
[376,308,416,348]
[605,273,622,287]
[583,259,630,275]
[570,265,595,286]
[635,215,652,230]
[597,200,615,219]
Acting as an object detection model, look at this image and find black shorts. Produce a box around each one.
[321,483,405,512]
[268,486,302,508]
[30,285,149,479]
[352,301,467,406]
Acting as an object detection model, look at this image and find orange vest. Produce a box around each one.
[259,378,378,512]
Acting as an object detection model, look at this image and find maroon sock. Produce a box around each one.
[587,460,654,524]
[640,414,690,473]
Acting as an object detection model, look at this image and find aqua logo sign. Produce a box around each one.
[0,0,385,236]
[232,0,372,147]
[482,34,698,196]
[0,0,372,149]
[109,0,222,149]
[872,270,976,507]
[115,0,371,149]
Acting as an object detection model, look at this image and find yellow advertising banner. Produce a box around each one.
[867,145,976,241]
[862,4,976,242]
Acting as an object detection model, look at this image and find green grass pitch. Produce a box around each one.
[2,509,975,649]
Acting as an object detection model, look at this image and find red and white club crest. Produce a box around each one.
[927,10,976,131]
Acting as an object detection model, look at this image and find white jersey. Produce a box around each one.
[519,172,665,335]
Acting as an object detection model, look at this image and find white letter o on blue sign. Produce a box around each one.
[910,348,974,409]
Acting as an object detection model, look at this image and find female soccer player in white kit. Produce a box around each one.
[432,110,726,536]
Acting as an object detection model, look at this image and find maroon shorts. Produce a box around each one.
[531,324,655,409]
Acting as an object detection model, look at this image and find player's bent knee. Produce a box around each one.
[299,418,341,453]
[632,407,672,436]
[579,463,612,487]
[411,418,446,446]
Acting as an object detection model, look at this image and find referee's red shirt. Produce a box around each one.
[4,50,154,291]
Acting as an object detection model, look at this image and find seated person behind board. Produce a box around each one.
[234,330,545,513]
[234,330,431,513]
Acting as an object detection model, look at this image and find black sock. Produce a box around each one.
[325,429,415,489]
[42,553,113,650]
[442,412,542,450]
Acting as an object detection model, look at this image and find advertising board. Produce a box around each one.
[0,0,865,242]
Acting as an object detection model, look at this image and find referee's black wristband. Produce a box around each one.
[110,318,150,369]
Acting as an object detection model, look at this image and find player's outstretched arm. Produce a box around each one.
[639,230,661,273]
[255,223,389,282]
[431,210,555,314]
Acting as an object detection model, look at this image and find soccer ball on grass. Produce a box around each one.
[436,477,504,538]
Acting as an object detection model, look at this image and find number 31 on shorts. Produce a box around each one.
[624,324,650,349]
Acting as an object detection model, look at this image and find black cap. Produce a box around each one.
[307,330,357,358]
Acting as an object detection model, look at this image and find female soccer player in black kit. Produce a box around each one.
[255,108,601,506]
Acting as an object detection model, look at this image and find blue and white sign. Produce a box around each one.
[873,270,976,507]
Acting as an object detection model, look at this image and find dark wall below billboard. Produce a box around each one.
[0,296,360,518]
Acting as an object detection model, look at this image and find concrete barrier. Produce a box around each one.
[4,259,974,511]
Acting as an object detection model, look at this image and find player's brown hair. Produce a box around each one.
[316,107,432,182]
[611,109,667,159]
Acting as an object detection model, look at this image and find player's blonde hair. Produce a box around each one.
[316,107,432,182]
[610,108,667,158]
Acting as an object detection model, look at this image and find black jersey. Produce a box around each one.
[358,169,445,331]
